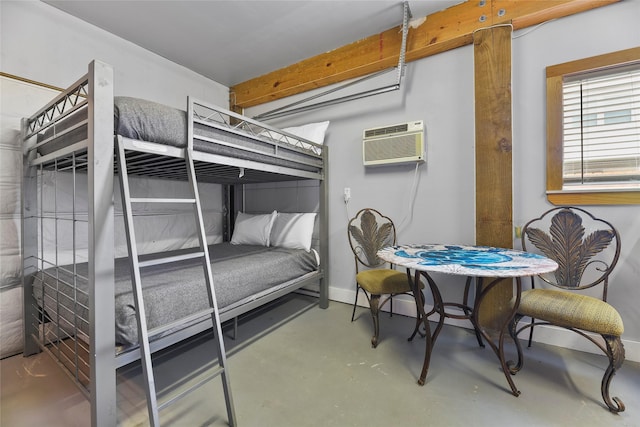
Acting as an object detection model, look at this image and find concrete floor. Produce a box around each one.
[2,294,639,426]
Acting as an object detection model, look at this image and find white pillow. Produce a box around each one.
[282,121,330,144]
[230,211,277,246]
[270,212,317,252]
[261,121,329,154]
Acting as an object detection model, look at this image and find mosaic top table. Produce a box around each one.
[378,244,558,395]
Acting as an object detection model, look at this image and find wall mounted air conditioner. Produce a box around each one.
[362,120,425,166]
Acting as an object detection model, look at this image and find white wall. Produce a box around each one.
[249,43,476,299]
[0,1,228,108]
[0,1,229,357]
[247,1,640,361]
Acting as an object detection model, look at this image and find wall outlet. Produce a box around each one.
[343,187,351,203]
[515,226,522,239]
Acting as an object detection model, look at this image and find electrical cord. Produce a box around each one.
[397,162,421,236]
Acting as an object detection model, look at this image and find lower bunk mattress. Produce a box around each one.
[31,243,318,346]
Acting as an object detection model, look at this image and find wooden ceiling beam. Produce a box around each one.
[230,0,619,109]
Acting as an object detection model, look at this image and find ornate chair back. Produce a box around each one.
[521,206,620,300]
[348,208,397,272]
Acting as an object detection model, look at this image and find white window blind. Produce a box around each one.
[562,65,640,188]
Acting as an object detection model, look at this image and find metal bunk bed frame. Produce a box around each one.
[22,60,329,426]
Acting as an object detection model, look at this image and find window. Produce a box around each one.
[546,47,640,205]
[563,69,640,185]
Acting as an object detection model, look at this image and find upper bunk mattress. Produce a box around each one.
[36,97,323,172]
[32,242,318,346]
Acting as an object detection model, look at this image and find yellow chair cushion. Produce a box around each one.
[356,269,412,295]
[518,289,624,336]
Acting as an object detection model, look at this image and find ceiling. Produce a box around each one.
[44,1,462,88]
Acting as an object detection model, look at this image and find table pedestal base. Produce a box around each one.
[409,270,522,396]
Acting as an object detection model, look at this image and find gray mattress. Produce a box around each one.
[32,243,318,346]
[36,97,322,171]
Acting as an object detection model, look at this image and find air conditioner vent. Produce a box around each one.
[362,121,425,167]
[364,123,409,138]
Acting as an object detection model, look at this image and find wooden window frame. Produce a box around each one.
[546,46,640,205]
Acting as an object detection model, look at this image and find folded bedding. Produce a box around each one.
[32,242,318,346]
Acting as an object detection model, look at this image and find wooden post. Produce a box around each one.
[474,25,513,331]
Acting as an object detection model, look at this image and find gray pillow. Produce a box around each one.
[114,96,187,147]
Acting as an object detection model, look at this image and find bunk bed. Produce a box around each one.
[21,60,328,426]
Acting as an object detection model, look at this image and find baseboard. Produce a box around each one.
[329,285,640,364]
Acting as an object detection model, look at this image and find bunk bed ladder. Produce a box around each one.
[116,138,236,427]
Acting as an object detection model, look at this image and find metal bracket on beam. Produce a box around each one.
[253,2,412,121]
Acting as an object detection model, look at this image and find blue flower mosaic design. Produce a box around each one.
[394,246,526,271]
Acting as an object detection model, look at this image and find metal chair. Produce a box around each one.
[508,207,625,412]
[347,208,423,348]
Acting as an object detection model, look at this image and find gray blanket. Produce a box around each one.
[32,243,318,345]
[37,97,322,171]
